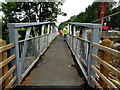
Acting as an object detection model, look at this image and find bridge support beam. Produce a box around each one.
[8,27,21,85]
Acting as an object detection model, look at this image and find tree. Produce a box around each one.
[1,1,66,42]
[1,2,64,22]
[110,6,120,30]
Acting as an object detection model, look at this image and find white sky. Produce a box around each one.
[0,0,119,23]
[57,0,95,24]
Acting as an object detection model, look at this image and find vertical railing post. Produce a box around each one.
[82,27,87,39]
[8,25,21,85]
[51,26,53,33]
[50,25,52,41]
[49,24,51,41]
[73,25,76,36]
[71,25,73,48]
[67,24,70,43]
[67,24,70,34]
[47,24,50,34]
[45,25,46,34]
[79,27,82,38]
[69,25,72,35]
[44,25,46,50]
[50,25,53,40]
[41,25,45,35]
[99,38,111,88]
[73,25,76,52]
[69,25,72,48]
[53,25,55,33]
[52,24,55,39]
[87,27,100,86]
[41,25,45,51]
[47,24,50,46]
[82,27,88,60]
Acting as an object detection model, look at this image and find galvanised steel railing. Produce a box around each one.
[7,22,58,85]
[66,22,101,87]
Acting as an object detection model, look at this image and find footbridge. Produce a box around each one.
[0,22,120,89]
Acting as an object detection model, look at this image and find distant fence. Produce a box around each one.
[91,39,120,89]
[66,22,120,89]
[0,39,17,89]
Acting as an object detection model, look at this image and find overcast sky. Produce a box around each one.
[57,0,95,24]
[0,0,119,24]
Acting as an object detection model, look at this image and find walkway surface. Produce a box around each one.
[21,36,86,86]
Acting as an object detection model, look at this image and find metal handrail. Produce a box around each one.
[7,22,52,28]
[18,33,53,43]
[68,22,101,28]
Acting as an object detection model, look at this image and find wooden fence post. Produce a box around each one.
[0,40,2,90]
[0,39,9,89]
[99,38,111,88]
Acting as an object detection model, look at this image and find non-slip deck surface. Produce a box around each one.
[21,36,85,86]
